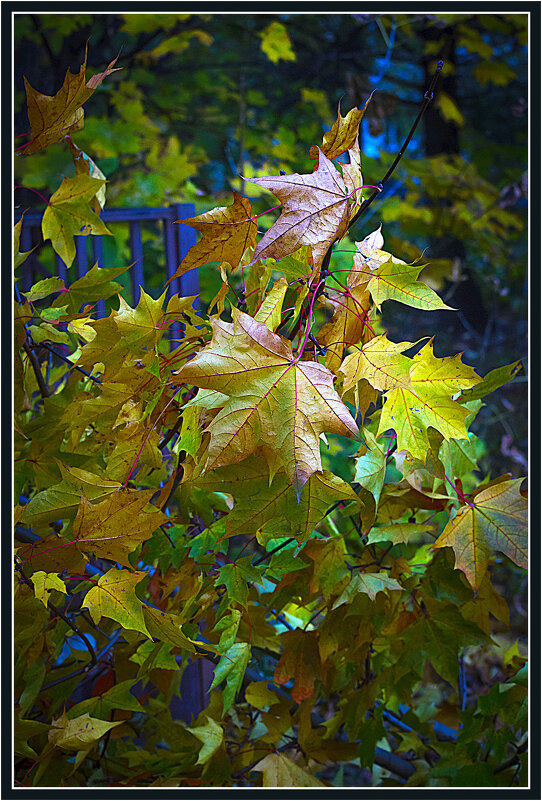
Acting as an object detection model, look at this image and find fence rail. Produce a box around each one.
[15,203,199,314]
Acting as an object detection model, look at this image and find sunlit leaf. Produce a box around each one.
[434,478,527,588]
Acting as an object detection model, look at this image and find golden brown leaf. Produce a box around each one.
[247,148,351,276]
[22,51,119,155]
[167,193,257,284]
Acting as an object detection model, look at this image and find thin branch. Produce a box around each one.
[348,61,443,229]
[22,340,49,399]
[37,340,103,385]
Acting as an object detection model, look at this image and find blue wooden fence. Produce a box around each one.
[15,203,199,313]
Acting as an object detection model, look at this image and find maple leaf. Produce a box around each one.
[142,606,202,654]
[398,603,490,685]
[82,568,151,638]
[341,135,364,216]
[341,335,481,462]
[460,359,522,402]
[309,94,373,162]
[274,629,321,703]
[186,717,224,765]
[14,214,36,269]
[259,21,296,64]
[174,308,358,494]
[353,430,386,507]
[210,641,251,715]
[67,138,107,211]
[51,262,126,314]
[247,148,351,275]
[433,478,528,589]
[72,488,167,568]
[254,277,288,331]
[332,572,403,606]
[20,462,121,530]
[30,571,67,607]
[340,333,420,393]
[215,556,261,608]
[194,452,360,545]
[48,712,121,751]
[253,753,325,787]
[350,227,452,311]
[22,52,120,155]
[42,175,112,268]
[166,193,257,285]
[114,288,167,351]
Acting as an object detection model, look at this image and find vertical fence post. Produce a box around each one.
[19,224,34,292]
[174,203,199,310]
[129,222,144,307]
[74,236,88,281]
[91,237,106,318]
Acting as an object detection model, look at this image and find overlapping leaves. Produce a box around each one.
[174,307,358,495]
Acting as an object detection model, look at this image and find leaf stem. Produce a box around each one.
[122,389,180,487]
[443,471,474,507]
[251,203,282,221]
[294,279,325,360]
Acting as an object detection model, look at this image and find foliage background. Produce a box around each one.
[14,11,528,481]
[14,11,529,788]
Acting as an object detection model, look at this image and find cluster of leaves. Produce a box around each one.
[14,54,527,788]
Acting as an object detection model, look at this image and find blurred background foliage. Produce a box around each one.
[14,12,528,480]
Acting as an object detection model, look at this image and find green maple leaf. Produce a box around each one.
[351,228,452,311]
[210,641,251,715]
[195,452,360,545]
[353,430,386,507]
[344,335,481,462]
[142,606,202,654]
[42,175,112,268]
[258,21,296,64]
[174,308,358,495]
[332,572,403,607]
[14,214,37,269]
[367,521,436,545]
[460,360,522,402]
[398,604,490,685]
[215,555,261,608]
[67,679,144,719]
[51,262,126,314]
[433,478,527,588]
[254,277,288,332]
[303,537,350,597]
[14,715,49,759]
[82,568,151,638]
[23,276,65,301]
[114,288,167,351]
[186,717,224,765]
[72,488,166,567]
